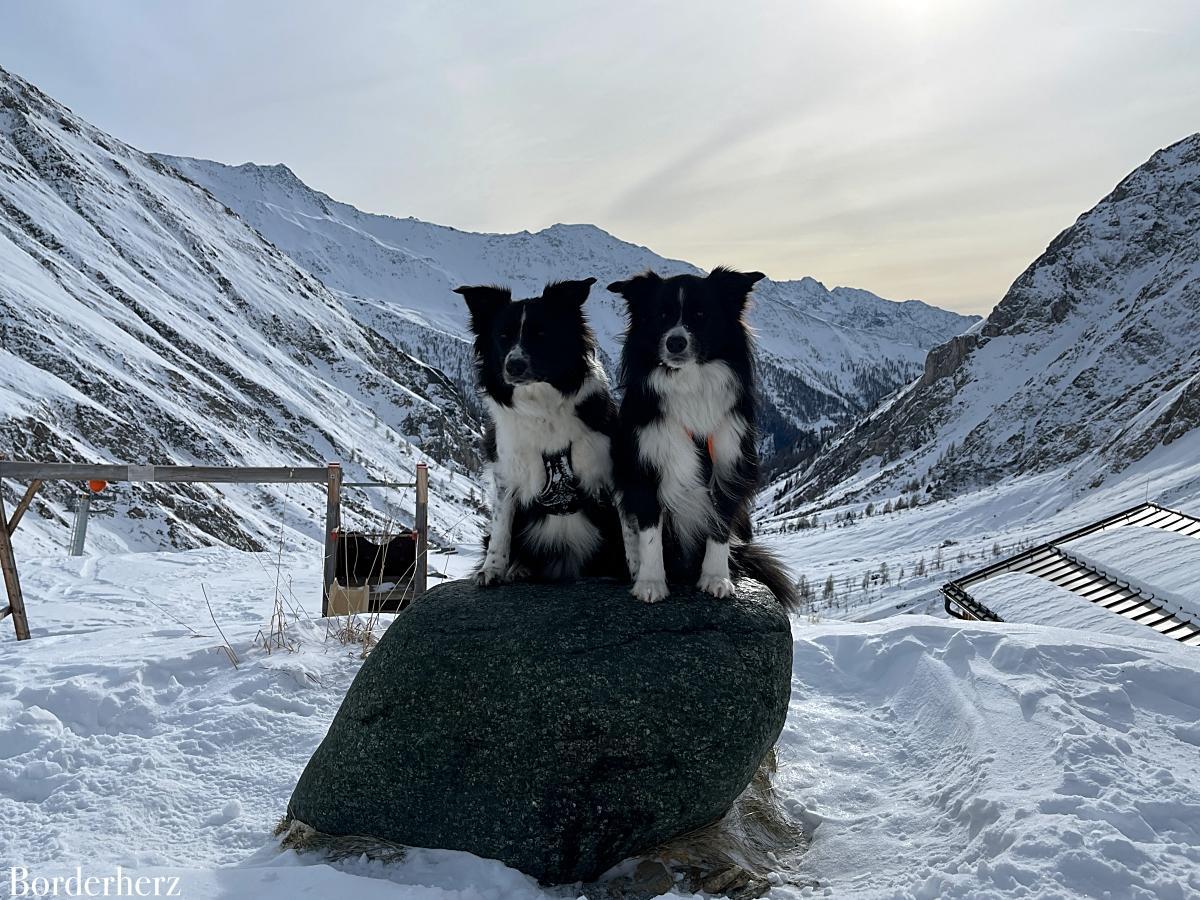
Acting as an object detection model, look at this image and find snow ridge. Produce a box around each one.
[0,61,973,554]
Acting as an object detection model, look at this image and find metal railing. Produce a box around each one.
[941,502,1200,646]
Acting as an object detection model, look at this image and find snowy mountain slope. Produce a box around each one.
[158,155,976,456]
[776,132,1200,508]
[0,66,485,554]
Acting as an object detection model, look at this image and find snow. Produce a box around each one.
[0,60,976,560]
[4,343,1199,897]
[158,154,977,439]
[785,617,1200,898]
[785,133,1200,507]
[2,61,1200,900]
[4,487,1200,898]
[0,66,489,561]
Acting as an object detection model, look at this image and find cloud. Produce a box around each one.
[1,0,1197,315]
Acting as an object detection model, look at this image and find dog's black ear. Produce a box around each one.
[708,266,765,292]
[708,266,765,307]
[542,277,597,306]
[606,271,662,305]
[454,285,511,330]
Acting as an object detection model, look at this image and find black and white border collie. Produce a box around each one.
[456,278,628,586]
[608,267,798,610]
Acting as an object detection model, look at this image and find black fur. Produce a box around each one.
[609,267,799,610]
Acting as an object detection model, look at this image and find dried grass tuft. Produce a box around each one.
[275,816,407,864]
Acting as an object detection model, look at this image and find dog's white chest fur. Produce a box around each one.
[486,376,613,506]
[637,361,746,545]
[484,375,613,573]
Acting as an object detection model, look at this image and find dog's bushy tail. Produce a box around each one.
[732,542,800,613]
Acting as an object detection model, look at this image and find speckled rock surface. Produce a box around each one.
[287,578,792,883]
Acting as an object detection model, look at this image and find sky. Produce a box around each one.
[2,1,1198,314]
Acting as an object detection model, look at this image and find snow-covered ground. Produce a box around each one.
[0,65,488,558]
[4,459,1200,899]
[783,618,1200,898]
[763,436,1200,626]
[2,52,1198,900]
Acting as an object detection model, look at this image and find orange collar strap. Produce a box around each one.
[685,429,716,461]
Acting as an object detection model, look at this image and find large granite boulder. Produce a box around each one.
[287,578,793,884]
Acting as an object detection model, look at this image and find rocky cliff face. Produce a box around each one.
[775,133,1200,509]
[0,66,484,553]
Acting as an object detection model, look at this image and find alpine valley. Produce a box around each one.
[0,64,973,553]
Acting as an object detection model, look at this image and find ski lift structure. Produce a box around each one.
[942,501,1200,647]
[0,458,429,641]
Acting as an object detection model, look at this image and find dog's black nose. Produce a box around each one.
[505,356,528,377]
[665,334,688,354]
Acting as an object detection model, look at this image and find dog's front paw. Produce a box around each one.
[698,574,736,598]
[505,562,532,582]
[474,563,508,587]
[632,578,670,603]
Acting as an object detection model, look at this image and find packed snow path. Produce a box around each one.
[1,549,1199,898]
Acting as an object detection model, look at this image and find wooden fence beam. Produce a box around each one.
[7,479,42,533]
[0,462,330,484]
[0,459,427,628]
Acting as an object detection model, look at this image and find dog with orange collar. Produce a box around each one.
[607,267,799,610]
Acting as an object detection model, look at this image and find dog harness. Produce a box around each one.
[535,447,584,515]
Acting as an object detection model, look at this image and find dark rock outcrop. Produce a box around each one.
[918,333,979,388]
[287,578,793,884]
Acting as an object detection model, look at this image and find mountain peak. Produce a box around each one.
[0,75,484,551]
[0,65,66,130]
[542,222,609,236]
[155,153,972,466]
[236,160,303,182]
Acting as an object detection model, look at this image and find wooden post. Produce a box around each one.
[0,488,32,641]
[414,463,429,598]
[322,462,342,616]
